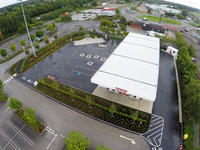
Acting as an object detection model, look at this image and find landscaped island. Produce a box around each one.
[36,78,151,134]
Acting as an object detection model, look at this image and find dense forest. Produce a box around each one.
[0,0,94,40]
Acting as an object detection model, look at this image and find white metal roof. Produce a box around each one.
[91,32,160,101]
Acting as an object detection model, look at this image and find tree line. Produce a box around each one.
[176,32,200,150]
[0,0,94,40]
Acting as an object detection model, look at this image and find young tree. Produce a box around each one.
[30,33,35,41]
[20,40,26,50]
[10,43,16,51]
[64,130,89,150]
[96,145,112,150]
[9,97,22,110]
[0,49,7,57]
[22,107,40,131]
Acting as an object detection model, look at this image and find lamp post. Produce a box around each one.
[19,0,36,57]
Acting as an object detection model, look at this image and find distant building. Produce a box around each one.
[146,4,181,14]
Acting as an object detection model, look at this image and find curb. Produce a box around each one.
[14,77,143,136]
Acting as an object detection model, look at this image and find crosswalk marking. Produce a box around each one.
[3,76,14,85]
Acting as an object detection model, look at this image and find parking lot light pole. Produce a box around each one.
[19,0,36,57]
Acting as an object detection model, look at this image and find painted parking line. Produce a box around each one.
[7,121,33,146]
[142,114,164,148]
[45,126,65,150]
[0,129,20,150]
[71,69,92,77]
[120,135,136,144]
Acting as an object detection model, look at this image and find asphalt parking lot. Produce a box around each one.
[0,113,65,150]
[18,40,120,93]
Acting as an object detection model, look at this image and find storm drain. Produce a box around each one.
[87,61,94,66]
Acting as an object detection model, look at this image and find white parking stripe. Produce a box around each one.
[46,134,57,149]
[0,129,20,150]
[7,121,33,145]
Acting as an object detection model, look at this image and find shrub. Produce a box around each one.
[1,49,7,57]
[10,43,16,51]
[36,30,44,37]
[9,97,22,110]
[30,33,35,41]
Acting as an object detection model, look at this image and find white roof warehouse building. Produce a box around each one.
[91,32,160,102]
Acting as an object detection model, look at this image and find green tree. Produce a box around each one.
[36,30,44,37]
[96,145,112,150]
[188,44,195,57]
[10,43,16,51]
[30,33,35,41]
[22,107,40,131]
[182,9,188,17]
[115,8,120,14]
[184,80,200,123]
[177,14,185,19]
[60,14,72,22]
[0,49,7,57]
[9,97,22,110]
[91,1,97,6]
[20,40,26,48]
[64,130,89,150]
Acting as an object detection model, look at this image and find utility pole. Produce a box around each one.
[19,0,36,57]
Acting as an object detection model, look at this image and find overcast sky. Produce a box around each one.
[0,0,200,9]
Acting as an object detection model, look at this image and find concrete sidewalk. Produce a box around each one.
[92,86,153,114]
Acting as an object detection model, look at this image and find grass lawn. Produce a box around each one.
[36,78,151,134]
[136,15,181,25]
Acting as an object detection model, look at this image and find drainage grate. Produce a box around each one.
[87,61,94,65]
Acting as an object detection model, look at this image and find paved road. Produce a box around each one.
[0,48,150,150]
[153,51,181,150]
